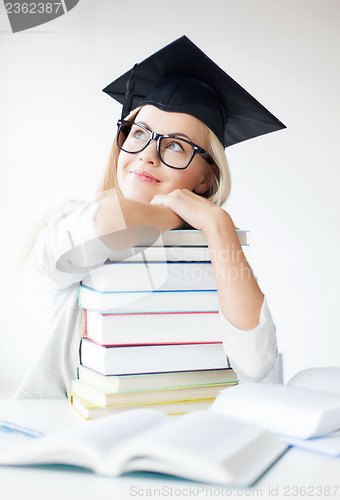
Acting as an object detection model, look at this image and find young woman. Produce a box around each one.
[15,37,284,399]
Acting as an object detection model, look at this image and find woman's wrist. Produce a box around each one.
[201,206,236,240]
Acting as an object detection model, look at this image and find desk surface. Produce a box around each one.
[1,399,340,500]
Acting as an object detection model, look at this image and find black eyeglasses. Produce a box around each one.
[116,120,214,170]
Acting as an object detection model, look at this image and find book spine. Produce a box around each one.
[78,286,219,314]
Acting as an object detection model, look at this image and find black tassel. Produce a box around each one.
[121,64,138,120]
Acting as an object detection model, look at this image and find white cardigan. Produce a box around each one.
[15,201,277,399]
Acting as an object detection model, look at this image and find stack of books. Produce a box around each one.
[71,229,247,419]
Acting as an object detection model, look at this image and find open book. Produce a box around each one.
[211,382,340,439]
[0,408,287,487]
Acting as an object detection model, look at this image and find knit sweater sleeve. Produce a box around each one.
[219,297,277,382]
[14,200,115,399]
[34,200,115,289]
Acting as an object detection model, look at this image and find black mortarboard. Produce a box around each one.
[103,36,286,148]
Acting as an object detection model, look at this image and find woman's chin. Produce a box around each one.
[121,190,154,204]
[120,181,163,203]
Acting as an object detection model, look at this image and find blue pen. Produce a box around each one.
[0,421,44,438]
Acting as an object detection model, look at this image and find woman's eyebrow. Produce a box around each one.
[136,121,192,142]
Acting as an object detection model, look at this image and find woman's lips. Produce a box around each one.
[130,169,160,183]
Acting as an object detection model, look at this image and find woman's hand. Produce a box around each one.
[150,189,225,233]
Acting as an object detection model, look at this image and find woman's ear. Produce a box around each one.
[193,164,217,195]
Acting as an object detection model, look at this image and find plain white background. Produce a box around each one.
[1,0,339,396]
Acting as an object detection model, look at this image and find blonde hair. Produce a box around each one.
[97,107,231,205]
[201,124,231,206]
[96,107,141,200]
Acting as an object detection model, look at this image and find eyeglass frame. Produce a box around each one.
[116,119,214,170]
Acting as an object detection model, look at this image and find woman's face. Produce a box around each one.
[116,106,214,203]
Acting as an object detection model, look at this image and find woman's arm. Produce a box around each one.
[94,196,183,250]
[150,189,277,381]
[150,189,263,330]
[202,208,264,330]
[34,197,183,289]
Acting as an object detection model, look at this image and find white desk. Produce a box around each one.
[1,400,340,500]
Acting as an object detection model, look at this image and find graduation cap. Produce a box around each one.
[103,36,286,148]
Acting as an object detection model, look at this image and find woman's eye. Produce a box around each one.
[132,129,147,140]
[167,141,185,153]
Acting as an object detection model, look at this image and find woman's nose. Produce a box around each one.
[138,139,160,166]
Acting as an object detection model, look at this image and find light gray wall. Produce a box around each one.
[1,0,339,395]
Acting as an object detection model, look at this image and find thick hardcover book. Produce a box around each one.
[71,378,236,408]
[71,395,216,418]
[80,338,228,376]
[86,228,247,265]
[82,261,217,292]
[0,408,286,487]
[161,228,248,246]
[84,310,224,345]
[76,365,238,393]
[108,245,213,262]
[78,285,219,314]
[105,228,247,262]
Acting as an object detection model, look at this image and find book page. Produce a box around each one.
[0,409,166,474]
[288,367,340,396]
[118,410,286,486]
[281,430,340,456]
[211,383,340,438]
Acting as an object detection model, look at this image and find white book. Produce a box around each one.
[280,430,340,457]
[80,339,228,376]
[76,365,238,393]
[287,366,340,396]
[108,245,213,262]
[211,382,340,439]
[82,261,216,292]
[78,285,219,313]
[71,378,235,408]
[85,310,224,345]
[0,408,287,487]
[161,228,248,246]
[56,228,247,271]
[71,395,215,419]
[103,228,248,262]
